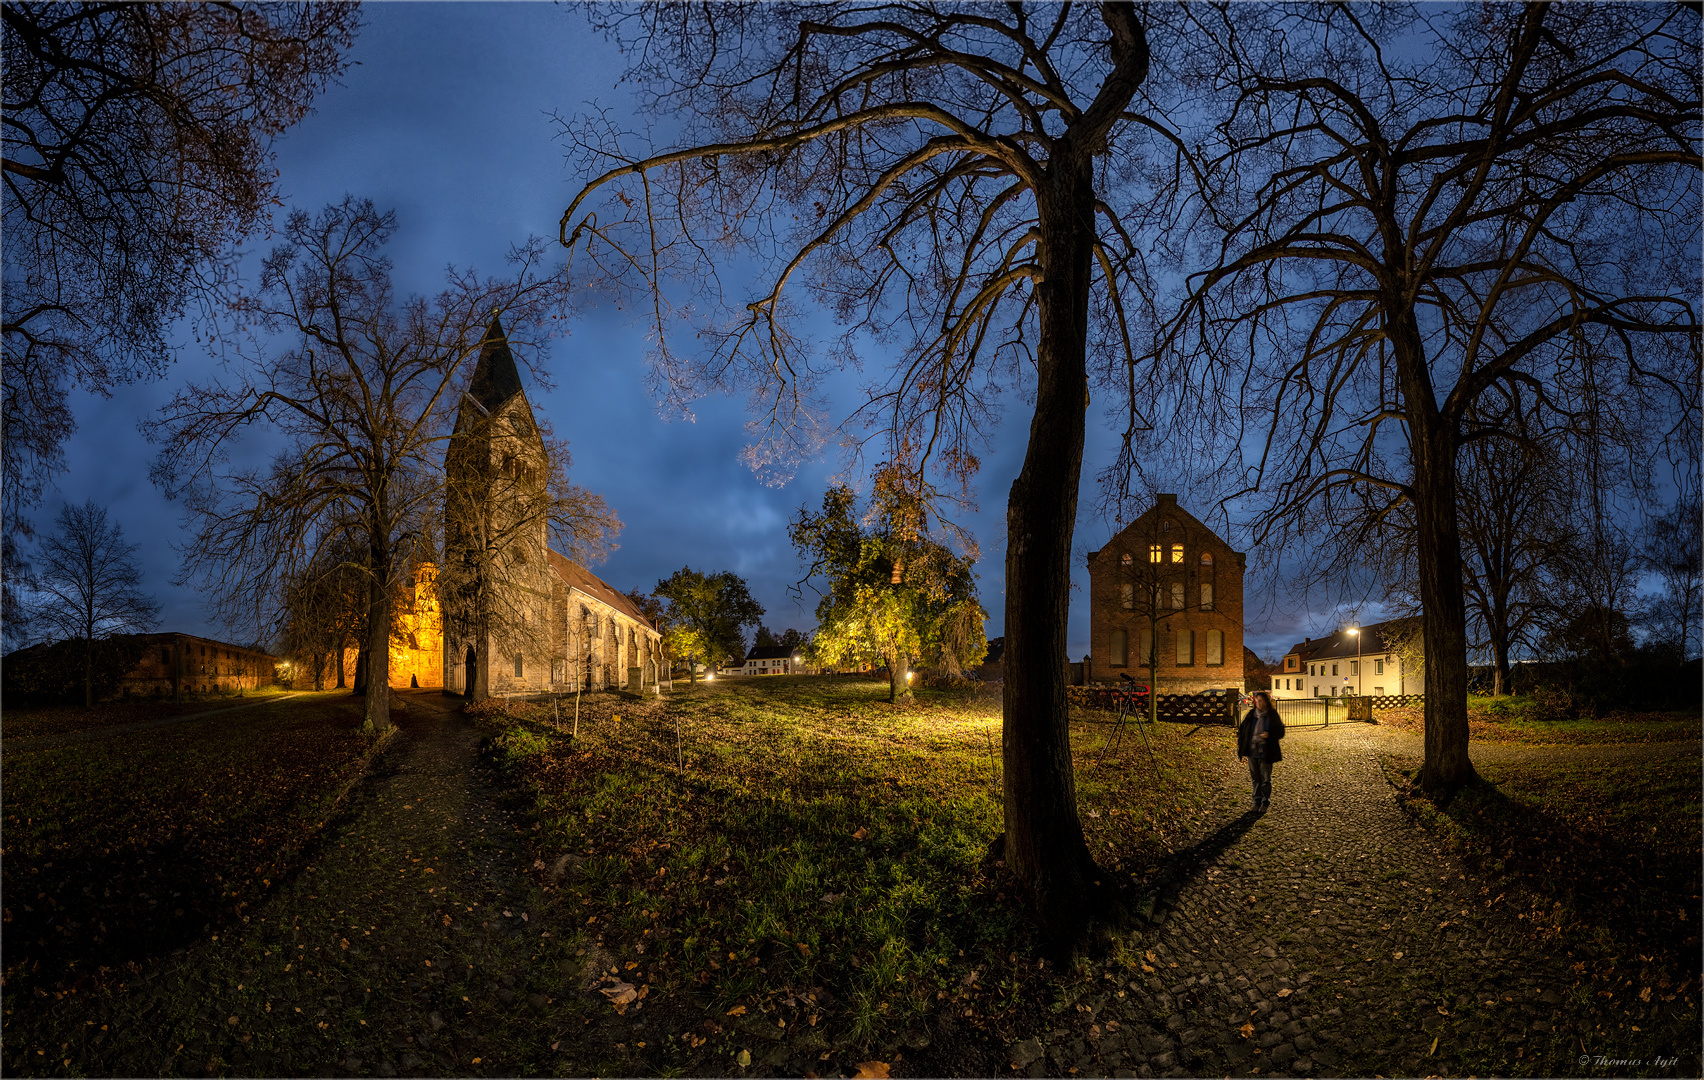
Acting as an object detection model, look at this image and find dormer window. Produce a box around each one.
[1200,551,1213,566]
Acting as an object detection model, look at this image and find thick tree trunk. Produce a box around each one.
[1491,636,1510,697]
[335,636,347,688]
[889,652,912,702]
[365,554,392,732]
[1394,317,1476,794]
[1002,159,1100,950]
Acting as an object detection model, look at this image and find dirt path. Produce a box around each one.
[3,693,307,753]
[27,690,596,1078]
[1012,723,1697,1079]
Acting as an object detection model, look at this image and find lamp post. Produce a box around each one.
[1348,624,1362,696]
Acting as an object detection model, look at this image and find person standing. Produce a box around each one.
[1237,690,1285,810]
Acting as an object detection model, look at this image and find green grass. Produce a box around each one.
[1383,754,1700,1026]
[484,676,1236,1067]
[1,691,385,993]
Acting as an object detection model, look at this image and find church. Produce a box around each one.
[415,320,663,699]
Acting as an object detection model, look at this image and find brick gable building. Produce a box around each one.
[1085,494,1246,692]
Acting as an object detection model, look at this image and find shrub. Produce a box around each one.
[1527,686,1577,723]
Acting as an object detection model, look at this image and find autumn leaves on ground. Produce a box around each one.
[3,677,1698,1077]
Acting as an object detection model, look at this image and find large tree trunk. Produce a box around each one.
[1002,158,1100,950]
[364,553,392,732]
[889,651,912,702]
[1395,317,1476,794]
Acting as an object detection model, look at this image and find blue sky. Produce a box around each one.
[33,3,1349,663]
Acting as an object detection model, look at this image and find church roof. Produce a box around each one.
[546,549,656,631]
[466,317,525,413]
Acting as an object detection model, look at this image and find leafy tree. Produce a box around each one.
[27,500,160,706]
[653,567,764,677]
[791,477,984,702]
[2,3,358,548]
[151,197,572,732]
[1127,3,1699,796]
[556,2,1163,942]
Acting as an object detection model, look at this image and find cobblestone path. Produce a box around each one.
[1012,723,1699,1079]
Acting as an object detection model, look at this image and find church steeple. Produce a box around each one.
[465,316,524,413]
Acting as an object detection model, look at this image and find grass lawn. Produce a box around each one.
[1,691,386,996]
[1377,700,1697,744]
[484,675,1241,1073]
[0,685,299,741]
[1381,753,1701,1043]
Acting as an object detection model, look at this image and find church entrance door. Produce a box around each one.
[465,646,478,698]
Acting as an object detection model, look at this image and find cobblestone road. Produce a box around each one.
[1010,723,1700,1079]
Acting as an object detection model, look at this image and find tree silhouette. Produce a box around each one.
[556,0,1168,947]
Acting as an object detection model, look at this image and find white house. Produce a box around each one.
[742,645,803,676]
[1268,617,1421,700]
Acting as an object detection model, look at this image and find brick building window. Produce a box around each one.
[1175,630,1194,665]
[1148,543,1162,563]
[1206,629,1224,665]
[1110,629,1128,667]
[1121,553,1132,566]
[1200,582,1214,610]
[1170,582,1184,609]
[1170,543,1184,563]
[1120,583,1133,610]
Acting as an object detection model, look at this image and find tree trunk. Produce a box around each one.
[335,636,347,688]
[1001,158,1100,951]
[889,652,912,702]
[1491,636,1510,697]
[1394,315,1476,794]
[364,552,392,732]
[353,649,367,694]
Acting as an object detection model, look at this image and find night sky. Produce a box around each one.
[33,4,1347,663]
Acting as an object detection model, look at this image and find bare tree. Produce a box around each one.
[150,198,569,733]
[1125,3,1700,794]
[29,500,160,705]
[556,0,1173,946]
[1,3,358,548]
[1638,496,1702,659]
[278,534,369,690]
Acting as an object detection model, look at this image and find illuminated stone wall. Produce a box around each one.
[389,563,443,689]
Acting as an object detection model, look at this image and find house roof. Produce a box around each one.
[1282,617,1419,662]
[1086,494,1245,567]
[745,645,797,662]
[465,317,524,413]
[545,549,654,631]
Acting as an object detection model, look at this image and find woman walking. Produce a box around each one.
[1237,690,1285,810]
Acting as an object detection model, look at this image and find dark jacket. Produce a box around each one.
[1237,708,1285,763]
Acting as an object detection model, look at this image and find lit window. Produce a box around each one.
[1148,544,1163,563]
[1206,629,1224,665]
[1121,583,1134,610]
[1175,630,1194,665]
[1170,543,1184,563]
[1170,582,1184,609]
[1200,582,1214,610]
[1201,551,1213,566]
[1111,629,1128,667]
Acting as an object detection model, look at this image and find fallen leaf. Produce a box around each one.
[1239,1022,1255,1038]
[1145,950,1156,962]
[736,1049,751,1067]
[1639,987,1652,1002]
[797,942,811,956]
[600,981,639,1007]
[852,1061,890,1079]
[852,828,868,840]
[1393,951,1404,959]
[1141,963,1154,973]
[727,1005,747,1016]
[1276,988,1292,998]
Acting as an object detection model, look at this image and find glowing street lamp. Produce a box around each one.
[1347,624,1362,697]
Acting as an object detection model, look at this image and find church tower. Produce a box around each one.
[441,318,553,700]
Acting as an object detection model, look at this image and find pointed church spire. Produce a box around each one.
[466,316,523,413]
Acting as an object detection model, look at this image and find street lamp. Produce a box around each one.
[1347,624,1362,697]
